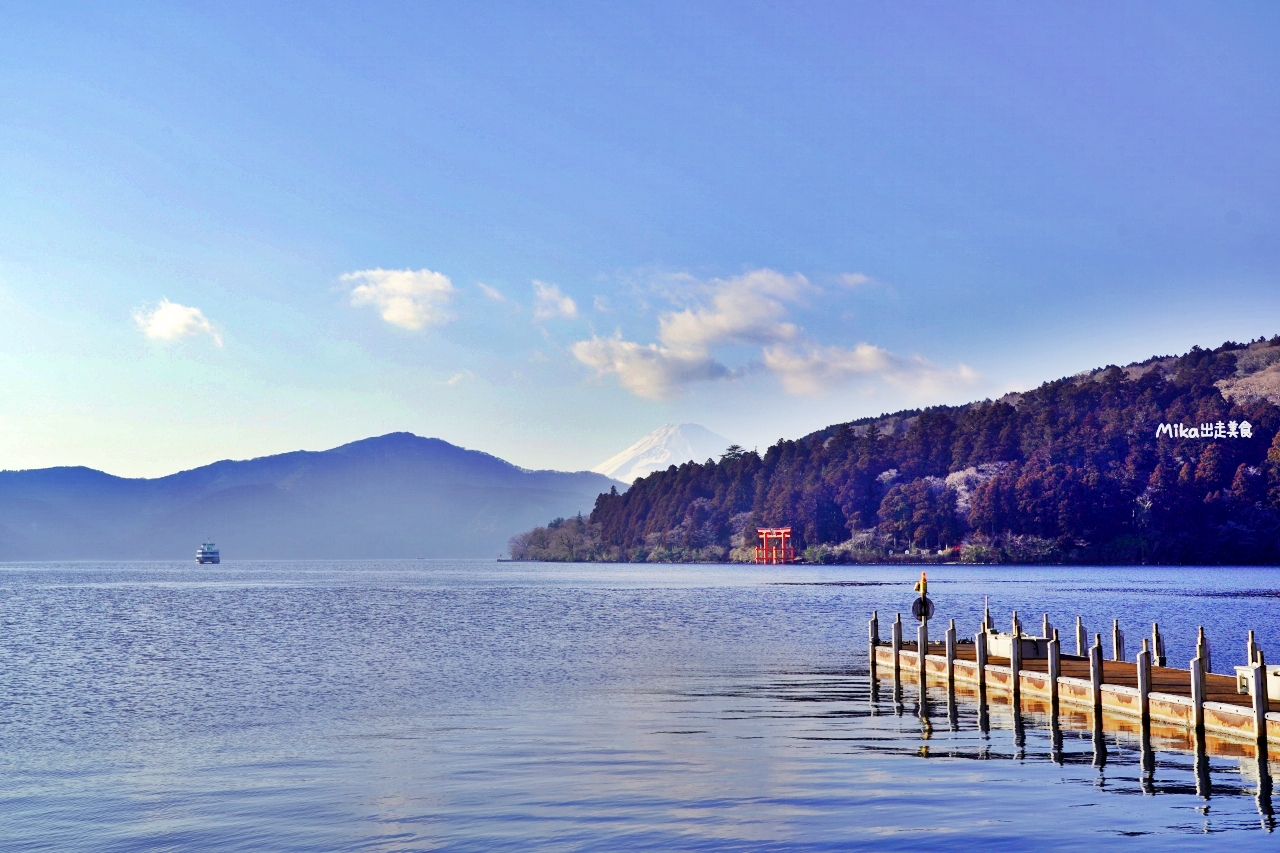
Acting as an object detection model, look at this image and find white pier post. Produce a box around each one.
[1089,634,1104,719]
[1112,619,1125,662]
[1048,628,1061,711]
[945,618,957,689]
[1191,655,1206,732]
[869,611,879,679]
[891,613,903,689]
[976,628,988,698]
[1076,616,1086,658]
[1137,638,1152,725]
[1197,626,1212,675]
[1042,612,1051,640]
[1152,622,1166,668]
[1010,612,1022,706]
[1251,651,1268,745]
[917,620,929,683]
[1248,630,1258,665]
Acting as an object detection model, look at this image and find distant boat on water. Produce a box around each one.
[196,541,220,564]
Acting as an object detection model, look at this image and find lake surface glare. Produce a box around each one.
[3,561,1280,851]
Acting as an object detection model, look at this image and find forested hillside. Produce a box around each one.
[511,338,1280,564]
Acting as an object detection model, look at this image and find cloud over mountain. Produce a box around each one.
[655,269,806,356]
[571,334,735,401]
[763,343,979,397]
[572,268,977,399]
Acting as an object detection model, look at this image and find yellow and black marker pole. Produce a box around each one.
[910,572,933,624]
[911,571,932,682]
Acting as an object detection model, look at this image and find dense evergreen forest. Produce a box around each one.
[511,338,1280,564]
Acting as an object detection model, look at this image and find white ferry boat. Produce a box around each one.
[196,541,220,564]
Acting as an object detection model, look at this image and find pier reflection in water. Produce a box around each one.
[669,660,1280,840]
[870,664,1279,832]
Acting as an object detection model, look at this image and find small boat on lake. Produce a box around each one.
[196,541,220,564]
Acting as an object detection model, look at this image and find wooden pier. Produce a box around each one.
[870,609,1280,752]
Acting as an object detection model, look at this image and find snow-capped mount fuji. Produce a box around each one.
[592,424,733,484]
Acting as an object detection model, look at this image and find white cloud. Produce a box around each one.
[571,333,733,401]
[344,268,455,330]
[763,343,980,397]
[571,269,806,398]
[763,343,896,396]
[656,269,807,356]
[133,298,222,346]
[477,283,507,302]
[840,272,872,287]
[593,294,612,312]
[442,370,473,385]
[532,281,578,320]
[570,267,980,400]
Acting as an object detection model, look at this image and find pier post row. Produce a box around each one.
[869,604,1280,748]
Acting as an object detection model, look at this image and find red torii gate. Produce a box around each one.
[755,527,795,564]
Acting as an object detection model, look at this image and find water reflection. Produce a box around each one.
[854,663,1279,824]
[8,560,1280,848]
[1141,728,1155,794]
[1254,741,1276,831]
[1196,732,1212,800]
[1093,714,1107,777]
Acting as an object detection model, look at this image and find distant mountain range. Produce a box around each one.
[0,433,623,560]
[592,424,732,483]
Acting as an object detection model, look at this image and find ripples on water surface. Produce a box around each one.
[4,561,1280,850]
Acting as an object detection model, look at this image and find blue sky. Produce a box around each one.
[2,2,1278,477]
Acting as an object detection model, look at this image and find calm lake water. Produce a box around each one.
[3,561,1280,851]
